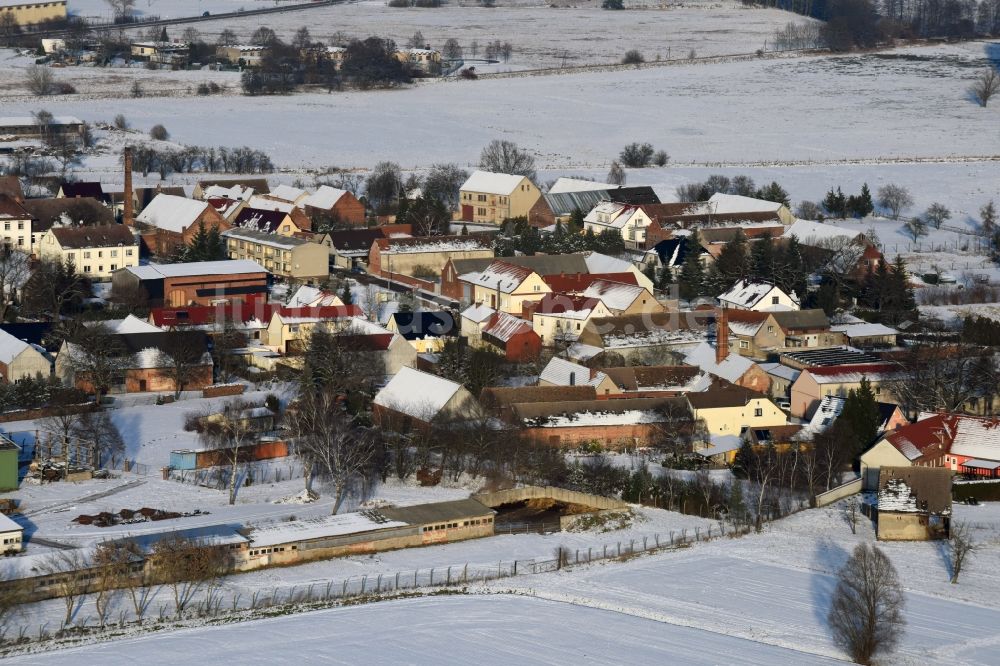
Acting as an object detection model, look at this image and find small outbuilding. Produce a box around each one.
[876,466,952,541]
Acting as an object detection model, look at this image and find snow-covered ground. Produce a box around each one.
[5,42,997,171]
[185,0,812,70]
[69,0,288,22]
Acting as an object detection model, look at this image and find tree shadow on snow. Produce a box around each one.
[935,538,954,582]
[810,538,849,631]
[985,42,1000,72]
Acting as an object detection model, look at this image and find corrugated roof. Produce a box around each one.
[380,498,494,525]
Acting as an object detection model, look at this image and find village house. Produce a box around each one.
[57,182,108,202]
[778,346,885,371]
[0,327,51,382]
[129,41,190,65]
[300,185,366,227]
[478,311,541,362]
[718,280,799,312]
[575,312,705,364]
[758,362,800,400]
[0,115,82,140]
[686,384,787,437]
[789,363,902,419]
[286,285,344,308]
[230,207,307,237]
[20,197,116,255]
[526,186,660,228]
[582,279,662,316]
[860,412,1000,489]
[395,47,442,74]
[684,341,771,393]
[538,356,620,397]
[515,397,683,449]
[113,259,269,308]
[602,365,708,398]
[876,467,952,541]
[442,254,585,304]
[0,195,33,252]
[328,229,389,270]
[643,213,785,249]
[261,307,366,353]
[529,293,612,345]
[216,44,269,67]
[223,228,329,282]
[134,194,231,257]
[461,259,551,315]
[385,311,458,354]
[192,178,270,200]
[0,512,23,554]
[38,224,138,281]
[56,331,213,394]
[373,367,482,428]
[707,193,795,224]
[0,0,65,26]
[369,235,493,279]
[479,385,598,422]
[724,309,835,360]
[458,171,541,225]
[458,303,495,344]
[831,321,899,349]
[802,395,907,441]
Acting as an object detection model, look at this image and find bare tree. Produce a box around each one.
[104,0,136,21]
[91,541,131,627]
[876,184,913,219]
[923,203,951,229]
[981,200,996,233]
[71,409,125,469]
[479,139,536,181]
[607,160,626,186]
[151,536,226,617]
[843,496,859,534]
[159,330,209,399]
[828,544,905,665]
[902,217,927,242]
[422,163,468,209]
[970,68,1000,107]
[947,521,979,584]
[40,550,90,627]
[442,38,462,59]
[406,30,425,49]
[66,324,127,402]
[198,400,256,505]
[293,390,377,513]
[149,124,170,141]
[25,65,54,95]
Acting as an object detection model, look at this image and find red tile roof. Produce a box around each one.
[542,272,637,293]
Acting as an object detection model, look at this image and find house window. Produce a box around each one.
[84,251,91,259]
[126,249,134,256]
[767,325,774,333]
[110,264,117,271]
[477,194,486,202]
[98,251,103,258]
[83,265,91,273]
[740,340,749,349]
[111,249,118,257]
[3,223,8,231]
[16,238,23,247]
[17,222,23,230]
[98,266,103,273]
[754,408,763,417]
[771,296,779,304]
[477,207,486,216]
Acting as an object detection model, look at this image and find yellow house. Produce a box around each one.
[583,202,657,247]
[790,364,901,420]
[38,225,138,281]
[461,260,550,315]
[458,171,541,225]
[686,385,787,437]
[264,311,361,352]
[0,0,65,26]
[531,294,612,345]
[394,47,442,74]
[222,228,328,282]
[385,311,457,354]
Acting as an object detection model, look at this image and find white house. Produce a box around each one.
[708,193,794,224]
[718,280,799,312]
[0,513,24,554]
[583,202,654,247]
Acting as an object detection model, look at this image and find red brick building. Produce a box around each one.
[112,259,269,307]
[302,185,366,227]
[481,312,541,362]
[134,194,231,257]
[513,397,682,449]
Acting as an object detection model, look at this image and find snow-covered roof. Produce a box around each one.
[0,328,31,365]
[135,194,210,233]
[708,193,783,214]
[90,315,163,335]
[124,260,267,280]
[483,312,533,342]
[248,512,408,549]
[806,363,901,385]
[222,229,311,249]
[684,342,756,384]
[718,280,796,310]
[287,285,343,308]
[460,170,527,196]
[548,177,611,194]
[912,412,1000,462]
[582,280,645,312]
[533,409,666,428]
[302,185,348,210]
[584,201,637,230]
[469,261,536,294]
[565,342,603,361]
[758,362,800,383]
[461,303,496,324]
[804,395,846,433]
[878,477,922,513]
[784,220,862,246]
[830,322,898,338]
[247,195,294,213]
[269,184,307,203]
[539,356,607,387]
[0,512,21,534]
[0,115,82,127]
[583,252,634,275]
[373,367,464,419]
[202,184,255,201]
[378,237,490,255]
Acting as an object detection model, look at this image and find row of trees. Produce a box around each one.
[125,143,274,179]
[676,174,790,207]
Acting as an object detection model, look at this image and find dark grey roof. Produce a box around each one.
[389,311,458,340]
[779,346,883,367]
[542,186,660,218]
[380,498,494,525]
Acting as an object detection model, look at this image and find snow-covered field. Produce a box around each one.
[69,0,289,22]
[5,42,995,172]
[185,0,810,71]
[5,501,1000,664]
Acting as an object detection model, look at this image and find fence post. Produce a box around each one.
[575,549,579,564]
[376,574,383,592]
[616,542,620,557]
[446,567,452,585]
[643,537,647,551]
[669,531,674,545]
[463,564,468,583]
[414,570,418,587]
[430,569,434,586]
[588,547,592,562]
[395,572,400,590]
[513,560,518,575]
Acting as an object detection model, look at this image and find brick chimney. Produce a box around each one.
[123,146,134,227]
[716,305,729,364]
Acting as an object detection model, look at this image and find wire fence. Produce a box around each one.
[167,461,304,488]
[0,521,755,651]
